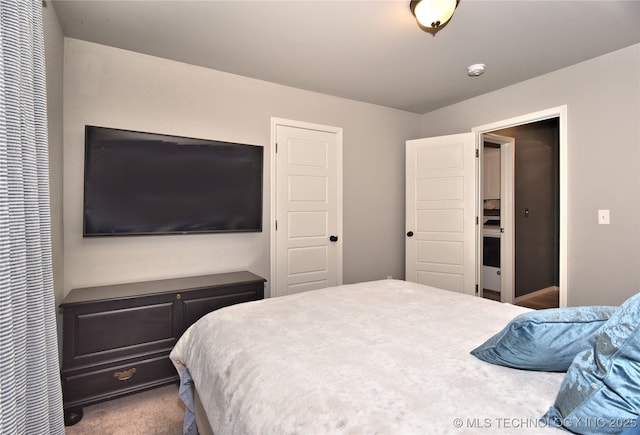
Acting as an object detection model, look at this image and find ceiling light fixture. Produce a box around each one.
[410,0,459,34]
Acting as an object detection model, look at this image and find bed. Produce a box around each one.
[169,279,583,434]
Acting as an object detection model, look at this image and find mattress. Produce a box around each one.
[170,279,565,434]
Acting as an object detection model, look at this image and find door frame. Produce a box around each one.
[473,105,568,307]
[479,133,515,304]
[270,117,344,298]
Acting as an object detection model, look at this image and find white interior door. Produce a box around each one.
[272,121,342,297]
[406,133,476,295]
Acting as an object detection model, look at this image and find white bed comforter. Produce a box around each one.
[170,279,565,434]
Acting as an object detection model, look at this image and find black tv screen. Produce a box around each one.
[83,126,263,236]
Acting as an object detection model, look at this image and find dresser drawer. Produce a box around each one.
[62,354,178,407]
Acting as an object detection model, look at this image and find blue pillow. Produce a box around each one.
[542,292,640,434]
[620,417,640,435]
[471,306,617,372]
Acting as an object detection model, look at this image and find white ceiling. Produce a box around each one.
[51,0,640,114]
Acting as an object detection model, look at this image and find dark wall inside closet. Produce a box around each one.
[493,118,559,298]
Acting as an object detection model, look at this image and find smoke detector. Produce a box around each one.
[467,63,486,77]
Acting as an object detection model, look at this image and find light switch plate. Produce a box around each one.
[598,209,610,225]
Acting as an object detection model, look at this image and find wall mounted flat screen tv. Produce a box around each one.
[83,126,263,236]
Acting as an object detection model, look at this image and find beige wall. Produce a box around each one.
[419,43,640,306]
[43,3,65,307]
[62,38,421,297]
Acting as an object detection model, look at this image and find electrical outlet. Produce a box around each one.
[598,209,610,225]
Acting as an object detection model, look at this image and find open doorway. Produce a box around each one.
[480,118,560,309]
[406,106,567,306]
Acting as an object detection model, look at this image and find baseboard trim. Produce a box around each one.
[515,286,559,303]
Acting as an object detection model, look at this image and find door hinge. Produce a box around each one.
[476,216,479,225]
[275,142,278,153]
[475,284,479,295]
[475,149,479,158]
[275,220,278,230]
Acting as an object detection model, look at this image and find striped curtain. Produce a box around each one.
[0,1,64,433]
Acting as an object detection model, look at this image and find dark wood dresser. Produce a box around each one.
[59,271,265,426]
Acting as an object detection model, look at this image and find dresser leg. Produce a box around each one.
[64,407,83,426]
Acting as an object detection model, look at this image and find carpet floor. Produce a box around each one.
[64,384,184,435]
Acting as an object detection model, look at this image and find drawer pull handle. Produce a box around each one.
[113,368,137,381]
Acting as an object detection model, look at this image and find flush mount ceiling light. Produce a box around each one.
[410,0,459,34]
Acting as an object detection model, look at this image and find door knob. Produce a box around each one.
[329,235,338,242]
[407,231,414,237]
